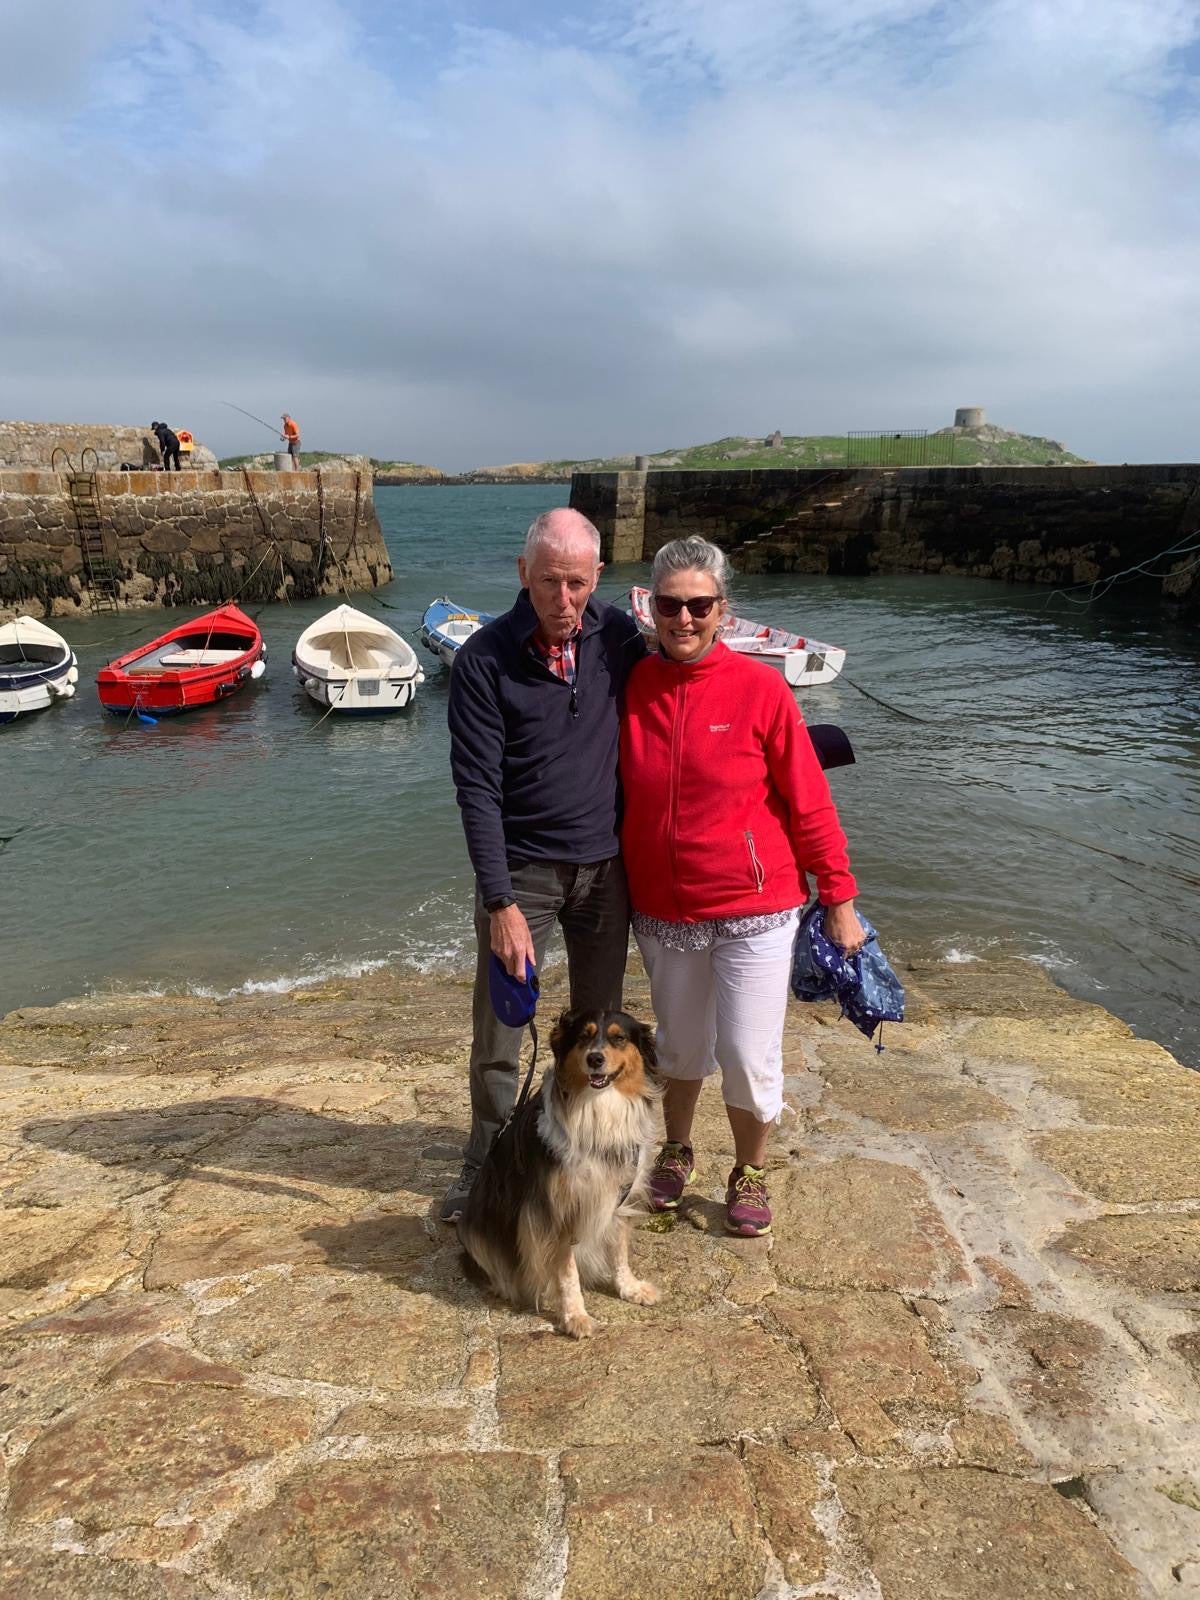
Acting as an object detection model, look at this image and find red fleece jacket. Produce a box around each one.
[620,642,858,922]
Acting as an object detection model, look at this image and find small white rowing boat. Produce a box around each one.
[419,597,494,670]
[630,586,845,687]
[0,617,79,724]
[292,604,423,713]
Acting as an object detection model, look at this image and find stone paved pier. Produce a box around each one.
[1,959,1198,1598]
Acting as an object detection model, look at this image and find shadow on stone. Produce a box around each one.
[677,1193,728,1233]
[22,1095,466,1203]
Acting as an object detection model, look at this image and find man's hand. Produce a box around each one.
[490,904,536,977]
[824,899,868,957]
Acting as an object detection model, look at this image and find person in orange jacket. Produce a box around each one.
[280,413,301,467]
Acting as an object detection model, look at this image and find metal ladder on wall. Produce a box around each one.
[52,447,120,612]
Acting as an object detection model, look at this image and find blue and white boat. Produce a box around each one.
[0,617,79,725]
[419,597,493,670]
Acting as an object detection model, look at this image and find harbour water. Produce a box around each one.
[2,485,1198,1067]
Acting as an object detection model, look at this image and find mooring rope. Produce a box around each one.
[837,671,928,723]
[304,679,350,732]
[350,471,362,558]
[241,467,271,542]
[276,546,293,606]
[228,537,281,602]
[1045,528,1200,609]
[316,469,327,580]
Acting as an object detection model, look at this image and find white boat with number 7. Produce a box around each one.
[629,587,845,687]
[292,605,423,714]
[0,616,79,725]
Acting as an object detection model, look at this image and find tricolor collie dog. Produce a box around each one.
[457,1007,661,1339]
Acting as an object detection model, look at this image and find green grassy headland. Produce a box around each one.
[218,427,1088,479]
[538,429,1089,474]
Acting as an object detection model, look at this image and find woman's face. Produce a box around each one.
[652,567,727,664]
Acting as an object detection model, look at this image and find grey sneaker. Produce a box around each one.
[440,1162,478,1223]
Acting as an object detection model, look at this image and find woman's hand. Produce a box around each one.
[824,899,868,958]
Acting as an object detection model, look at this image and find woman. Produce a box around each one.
[620,537,866,1237]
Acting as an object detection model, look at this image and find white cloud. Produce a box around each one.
[0,0,1197,466]
[0,0,148,109]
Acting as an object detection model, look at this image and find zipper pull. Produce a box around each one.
[744,830,765,893]
[569,684,578,718]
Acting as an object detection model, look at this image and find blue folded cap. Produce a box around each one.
[488,953,539,1028]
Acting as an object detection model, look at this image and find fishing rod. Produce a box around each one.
[220,400,282,436]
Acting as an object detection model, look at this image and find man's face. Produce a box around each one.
[518,537,602,642]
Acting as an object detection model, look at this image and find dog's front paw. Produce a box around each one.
[561,1309,598,1339]
[620,1277,659,1306]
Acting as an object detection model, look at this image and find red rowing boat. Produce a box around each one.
[97,604,266,716]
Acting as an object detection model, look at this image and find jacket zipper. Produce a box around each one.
[528,654,579,718]
[667,681,686,916]
[745,830,765,893]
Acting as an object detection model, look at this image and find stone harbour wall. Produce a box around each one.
[0,419,219,472]
[572,464,1200,617]
[0,465,392,621]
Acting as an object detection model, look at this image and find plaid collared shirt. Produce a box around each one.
[528,626,580,687]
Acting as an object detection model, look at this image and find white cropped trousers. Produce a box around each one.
[634,909,800,1123]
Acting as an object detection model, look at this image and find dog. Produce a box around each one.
[457,1007,661,1338]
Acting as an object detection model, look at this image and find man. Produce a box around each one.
[280,413,301,467]
[442,507,645,1220]
[150,421,181,472]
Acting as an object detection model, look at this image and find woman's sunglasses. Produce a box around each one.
[653,594,721,619]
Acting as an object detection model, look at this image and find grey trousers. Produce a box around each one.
[464,855,630,1167]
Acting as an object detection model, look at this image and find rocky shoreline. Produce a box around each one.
[1,956,1198,1597]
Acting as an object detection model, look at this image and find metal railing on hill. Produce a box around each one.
[846,429,958,467]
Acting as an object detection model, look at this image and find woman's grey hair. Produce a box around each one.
[524,510,601,562]
[650,536,730,599]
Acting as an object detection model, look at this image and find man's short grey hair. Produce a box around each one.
[523,510,601,562]
[650,537,730,599]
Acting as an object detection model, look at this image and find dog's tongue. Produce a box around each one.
[588,1072,611,1089]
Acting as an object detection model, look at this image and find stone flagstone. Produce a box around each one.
[560,1444,764,1600]
[837,1466,1141,1599]
[0,961,1196,1595]
[216,1455,547,1598]
[769,1155,969,1294]
[770,1288,970,1456]
[7,1383,315,1530]
[497,1321,819,1448]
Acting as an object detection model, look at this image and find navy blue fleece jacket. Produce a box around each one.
[448,591,646,903]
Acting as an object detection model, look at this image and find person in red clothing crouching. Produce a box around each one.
[620,536,867,1237]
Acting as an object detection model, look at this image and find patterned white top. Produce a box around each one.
[632,907,799,951]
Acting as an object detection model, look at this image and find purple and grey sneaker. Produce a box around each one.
[725,1164,772,1236]
[648,1141,695,1210]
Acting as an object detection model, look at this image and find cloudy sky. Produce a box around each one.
[1,0,1198,467]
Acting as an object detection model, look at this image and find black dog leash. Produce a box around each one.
[511,1018,539,1122]
[492,1020,540,1173]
